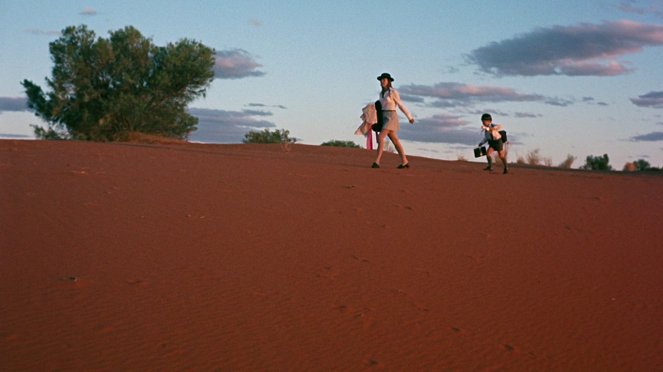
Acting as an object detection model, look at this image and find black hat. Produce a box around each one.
[377,72,394,82]
[481,113,492,121]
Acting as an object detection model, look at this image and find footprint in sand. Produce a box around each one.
[351,255,370,263]
[365,358,384,368]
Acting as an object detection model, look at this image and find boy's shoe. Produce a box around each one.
[371,162,380,168]
[483,166,492,171]
[397,163,410,169]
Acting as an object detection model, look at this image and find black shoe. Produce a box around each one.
[397,163,410,169]
[483,166,492,171]
[371,162,380,168]
[503,168,509,174]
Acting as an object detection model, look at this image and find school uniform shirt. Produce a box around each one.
[379,88,413,122]
[478,123,504,146]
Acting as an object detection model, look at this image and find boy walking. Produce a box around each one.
[478,113,508,174]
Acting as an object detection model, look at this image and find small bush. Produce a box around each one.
[581,154,612,171]
[623,159,661,172]
[321,140,359,148]
[243,129,297,144]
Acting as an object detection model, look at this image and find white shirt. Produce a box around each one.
[478,123,504,146]
[379,88,413,121]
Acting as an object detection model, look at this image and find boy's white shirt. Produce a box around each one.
[479,123,503,145]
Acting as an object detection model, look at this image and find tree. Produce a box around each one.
[321,140,359,148]
[22,25,215,141]
[581,154,612,171]
[242,128,296,144]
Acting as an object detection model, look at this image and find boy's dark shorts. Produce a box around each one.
[488,139,504,151]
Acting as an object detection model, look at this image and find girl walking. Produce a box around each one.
[372,72,415,168]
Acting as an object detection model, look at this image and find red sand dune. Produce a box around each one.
[1,140,662,370]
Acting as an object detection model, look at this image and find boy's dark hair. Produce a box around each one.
[481,113,492,121]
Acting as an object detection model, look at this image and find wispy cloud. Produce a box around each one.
[214,49,265,79]
[79,7,97,16]
[188,107,276,143]
[620,0,663,18]
[25,29,60,36]
[513,112,543,119]
[247,103,287,110]
[582,97,610,106]
[0,97,28,112]
[630,131,663,141]
[468,20,663,76]
[249,19,263,27]
[400,82,573,108]
[630,91,663,108]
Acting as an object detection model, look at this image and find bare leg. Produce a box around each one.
[388,132,408,165]
[373,130,389,166]
[498,149,508,173]
[485,147,494,170]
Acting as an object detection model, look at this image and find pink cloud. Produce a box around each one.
[469,20,663,76]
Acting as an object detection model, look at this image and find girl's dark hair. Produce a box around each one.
[380,81,392,98]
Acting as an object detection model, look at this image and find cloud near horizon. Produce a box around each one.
[631,131,663,141]
[468,20,663,76]
[630,91,663,108]
[188,107,276,143]
[400,82,573,108]
[214,49,265,79]
[398,113,480,145]
[0,97,28,112]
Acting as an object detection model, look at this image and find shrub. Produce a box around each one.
[581,154,612,171]
[243,129,297,144]
[623,159,661,172]
[321,140,359,148]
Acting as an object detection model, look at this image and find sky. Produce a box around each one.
[1,0,663,168]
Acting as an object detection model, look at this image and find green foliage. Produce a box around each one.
[321,140,359,148]
[633,159,652,171]
[581,154,612,171]
[22,25,215,141]
[242,128,296,144]
[624,159,661,172]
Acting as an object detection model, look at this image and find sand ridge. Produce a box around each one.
[1,140,662,370]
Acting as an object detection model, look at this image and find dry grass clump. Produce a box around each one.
[516,149,552,167]
[558,154,576,169]
[122,132,187,145]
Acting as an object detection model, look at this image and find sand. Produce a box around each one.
[1,140,662,370]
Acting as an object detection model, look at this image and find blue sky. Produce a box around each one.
[1,0,662,168]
